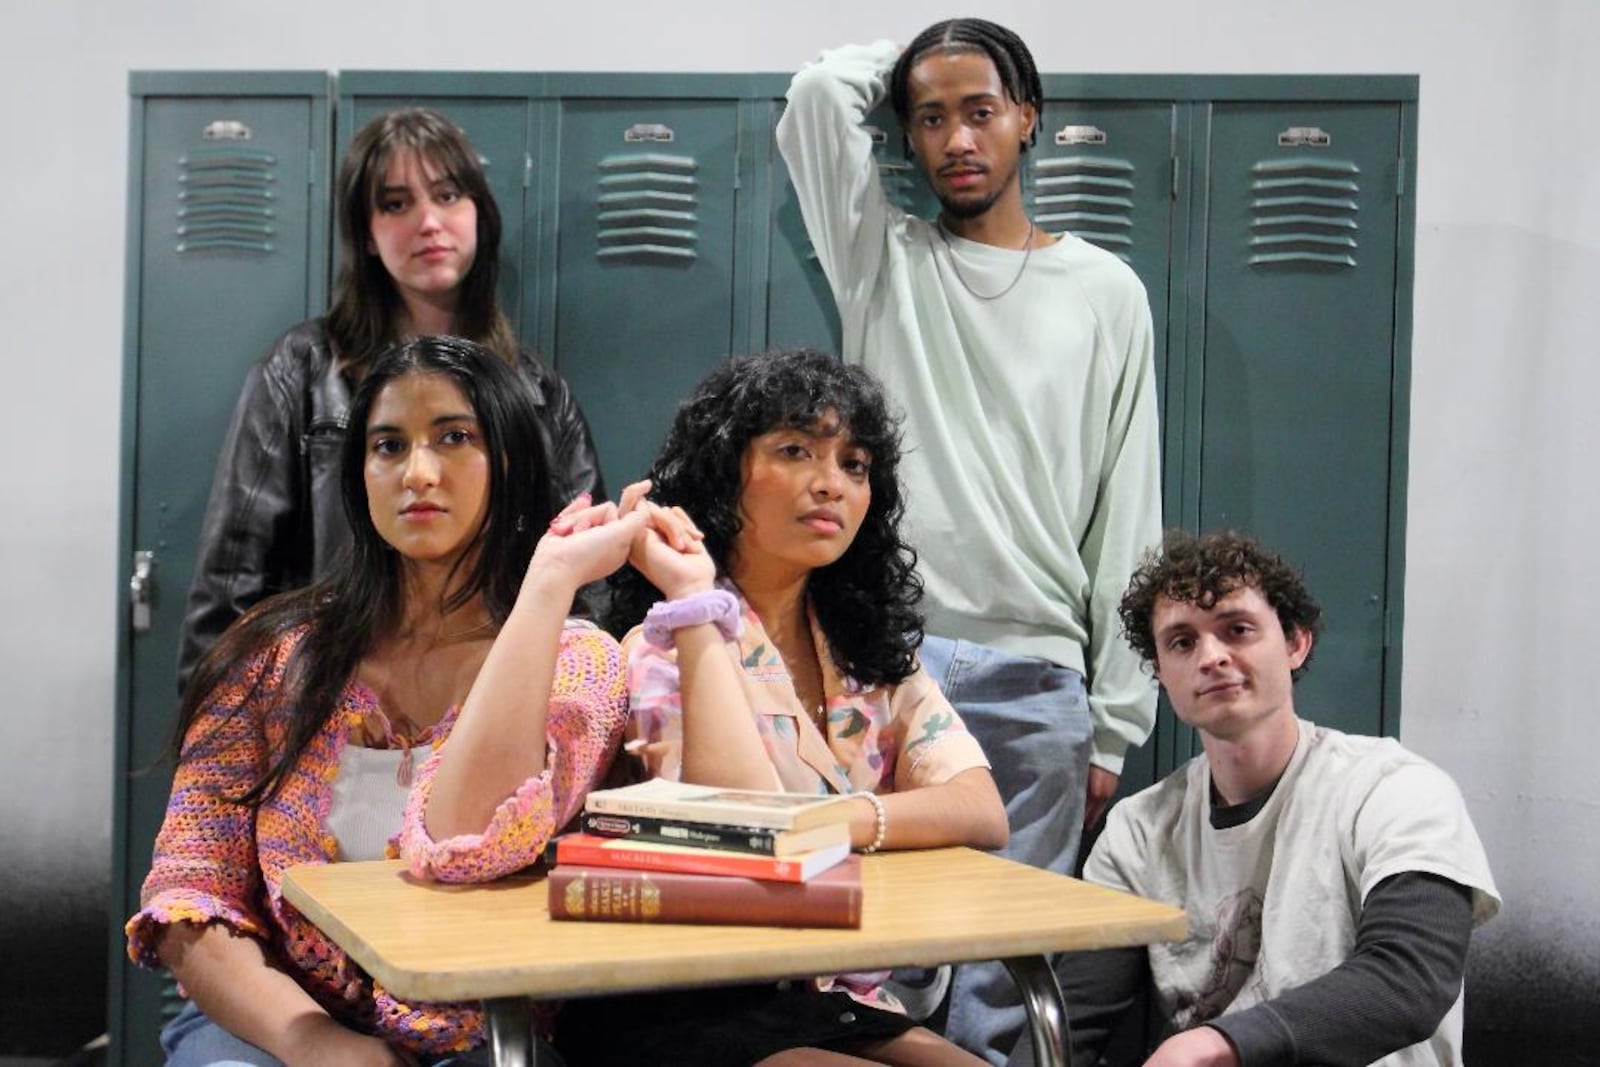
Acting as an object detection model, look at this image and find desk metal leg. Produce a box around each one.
[484,997,538,1067]
[1001,955,1073,1067]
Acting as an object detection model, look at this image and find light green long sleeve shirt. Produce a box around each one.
[777,40,1162,773]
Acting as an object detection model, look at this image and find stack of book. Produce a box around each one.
[547,778,864,928]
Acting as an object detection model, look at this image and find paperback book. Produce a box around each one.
[578,810,851,857]
[584,778,855,832]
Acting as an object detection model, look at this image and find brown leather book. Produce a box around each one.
[547,856,863,928]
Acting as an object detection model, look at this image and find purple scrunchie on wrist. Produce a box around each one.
[641,589,743,648]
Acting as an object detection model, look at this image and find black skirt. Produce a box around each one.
[553,982,919,1067]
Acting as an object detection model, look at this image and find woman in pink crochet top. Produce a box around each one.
[128,336,657,1066]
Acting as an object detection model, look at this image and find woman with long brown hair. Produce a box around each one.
[179,107,603,691]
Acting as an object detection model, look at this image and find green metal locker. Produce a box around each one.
[111,73,332,1067]
[1194,99,1408,740]
[1022,93,1185,798]
[549,94,746,486]
[1026,98,1178,367]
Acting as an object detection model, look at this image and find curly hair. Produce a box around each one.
[1118,529,1323,679]
[606,349,924,687]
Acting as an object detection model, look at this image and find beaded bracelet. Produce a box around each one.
[859,791,888,854]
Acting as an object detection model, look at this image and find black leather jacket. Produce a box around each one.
[177,318,605,691]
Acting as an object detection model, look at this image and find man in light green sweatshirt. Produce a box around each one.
[777,17,1163,1063]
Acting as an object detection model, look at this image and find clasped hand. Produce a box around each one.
[531,479,713,598]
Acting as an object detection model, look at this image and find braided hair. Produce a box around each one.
[889,18,1044,154]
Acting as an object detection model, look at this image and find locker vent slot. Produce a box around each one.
[802,141,920,262]
[175,145,278,254]
[160,974,186,1021]
[1248,156,1360,268]
[877,160,923,215]
[596,152,698,263]
[1028,155,1136,262]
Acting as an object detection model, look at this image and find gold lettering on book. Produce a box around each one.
[640,874,661,919]
[562,872,663,920]
[564,872,587,917]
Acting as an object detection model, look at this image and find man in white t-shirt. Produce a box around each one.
[777,20,1162,1060]
[1052,530,1500,1067]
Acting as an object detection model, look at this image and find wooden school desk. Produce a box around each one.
[282,846,1186,1067]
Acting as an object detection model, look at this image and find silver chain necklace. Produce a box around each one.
[935,216,1038,301]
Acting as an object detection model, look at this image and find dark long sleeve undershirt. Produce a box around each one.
[1055,780,1475,1067]
[1208,870,1472,1066]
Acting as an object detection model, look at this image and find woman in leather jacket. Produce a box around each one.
[179,107,605,691]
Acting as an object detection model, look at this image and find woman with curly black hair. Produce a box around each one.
[567,349,1007,1067]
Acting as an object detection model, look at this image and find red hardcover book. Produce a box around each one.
[547,857,863,928]
[550,832,849,883]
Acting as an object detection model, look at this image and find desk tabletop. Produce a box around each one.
[282,847,1186,1003]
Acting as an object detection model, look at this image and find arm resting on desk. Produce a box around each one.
[403,500,644,880]
[401,622,627,882]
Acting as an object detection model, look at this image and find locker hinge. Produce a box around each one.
[523,153,533,189]
[1170,155,1179,199]
[307,149,316,187]
[1396,156,1406,198]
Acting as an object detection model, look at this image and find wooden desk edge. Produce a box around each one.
[282,854,1188,1004]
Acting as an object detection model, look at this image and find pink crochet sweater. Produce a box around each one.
[126,622,627,1055]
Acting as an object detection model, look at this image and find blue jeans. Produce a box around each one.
[160,1001,517,1066]
[916,636,1093,1066]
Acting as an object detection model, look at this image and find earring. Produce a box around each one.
[515,515,528,533]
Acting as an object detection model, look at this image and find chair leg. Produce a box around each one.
[484,997,539,1067]
[1001,955,1074,1067]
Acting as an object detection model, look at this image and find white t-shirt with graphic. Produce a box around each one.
[1086,720,1500,1066]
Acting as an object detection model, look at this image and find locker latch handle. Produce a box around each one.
[130,550,155,634]
[624,123,675,144]
[1278,126,1332,148]
[1055,124,1107,146]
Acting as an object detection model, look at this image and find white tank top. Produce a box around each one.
[326,744,419,861]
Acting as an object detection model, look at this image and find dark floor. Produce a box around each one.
[0,913,106,1064]
[8,1024,1600,1066]
[0,1037,103,1067]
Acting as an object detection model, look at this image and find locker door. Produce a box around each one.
[342,94,533,333]
[1025,101,1179,795]
[551,99,742,485]
[1027,102,1177,398]
[112,83,328,1067]
[765,103,938,353]
[1198,102,1404,739]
